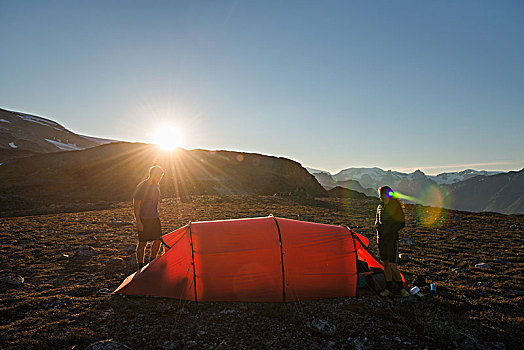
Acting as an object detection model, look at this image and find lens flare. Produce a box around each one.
[416,185,451,227]
[386,185,452,227]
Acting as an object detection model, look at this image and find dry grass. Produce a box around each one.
[1,195,522,349]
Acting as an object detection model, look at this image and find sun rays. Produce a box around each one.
[153,126,182,151]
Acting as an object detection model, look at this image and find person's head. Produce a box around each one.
[148,165,164,184]
[378,185,394,204]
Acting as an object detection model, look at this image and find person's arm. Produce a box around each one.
[134,199,143,231]
[393,202,405,232]
[375,205,382,229]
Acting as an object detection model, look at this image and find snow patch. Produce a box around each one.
[18,114,62,128]
[9,142,18,148]
[45,138,84,151]
[429,169,504,185]
[0,119,10,123]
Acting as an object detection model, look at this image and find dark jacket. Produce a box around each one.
[375,198,405,240]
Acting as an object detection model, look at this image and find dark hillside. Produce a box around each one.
[449,169,524,214]
[0,142,326,214]
[0,108,98,154]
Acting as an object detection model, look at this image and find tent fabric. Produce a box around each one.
[114,216,387,301]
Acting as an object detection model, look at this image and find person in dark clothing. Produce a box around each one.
[375,185,408,297]
[133,165,164,270]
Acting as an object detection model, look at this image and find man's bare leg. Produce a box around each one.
[150,240,161,261]
[136,241,147,268]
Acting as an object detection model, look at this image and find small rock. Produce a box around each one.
[349,336,371,350]
[475,263,491,269]
[108,220,134,227]
[125,255,141,267]
[397,296,417,304]
[307,317,336,337]
[105,258,124,265]
[398,253,410,263]
[477,282,489,287]
[399,238,415,245]
[123,245,137,253]
[2,274,24,285]
[219,309,236,314]
[488,342,506,350]
[163,341,180,350]
[494,258,507,264]
[75,246,97,257]
[88,339,132,350]
[394,337,401,343]
[69,286,95,297]
[509,289,524,296]
[198,331,207,336]
[177,308,190,315]
[98,288,111,294]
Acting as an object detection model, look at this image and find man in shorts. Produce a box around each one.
[133,165,164,270]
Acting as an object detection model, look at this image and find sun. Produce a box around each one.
[153,126,182,150]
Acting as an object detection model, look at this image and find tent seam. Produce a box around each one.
[271,215,286,303]
[188,221,198,302]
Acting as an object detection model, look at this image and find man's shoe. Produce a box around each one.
[380,289,393,297]
[400,289,410,298]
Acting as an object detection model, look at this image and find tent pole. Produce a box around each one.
[347,227,384,268]
[271,215,286,303]
[347,228,360,298]
[188,222,198,302]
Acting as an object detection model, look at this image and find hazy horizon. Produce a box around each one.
[1,1,523,175]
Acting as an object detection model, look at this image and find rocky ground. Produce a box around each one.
[0,195,523,349]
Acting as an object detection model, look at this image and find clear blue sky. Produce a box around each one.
[1,1,523,175]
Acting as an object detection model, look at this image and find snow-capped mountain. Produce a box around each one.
[308,167,504,187]
[331,167,409,189]
[429,169,503,185]
[0,108,117,162]
[308,166,522,214]
[305,167,330,175]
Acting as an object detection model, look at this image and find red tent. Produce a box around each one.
[114,216,385,302]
